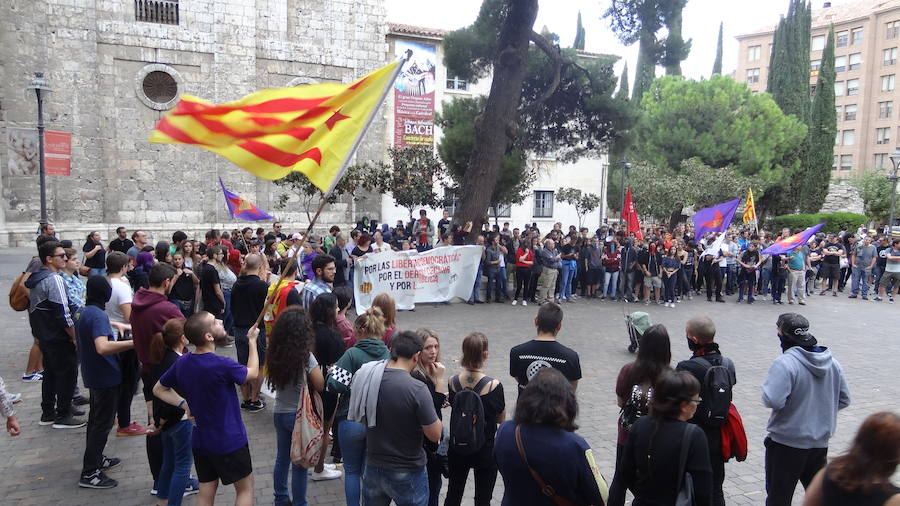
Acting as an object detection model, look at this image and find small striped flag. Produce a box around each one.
[742,188,756,224]
[150,60,402,192]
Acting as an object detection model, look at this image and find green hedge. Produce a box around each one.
[769,213,868,233]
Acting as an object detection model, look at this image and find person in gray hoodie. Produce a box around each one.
[761,312,851,506]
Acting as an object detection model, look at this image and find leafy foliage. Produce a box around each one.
[851,172,894,223]
[441,0,508,84]
[634,75,806,181]
[770,212,867,233]
[556,187,602,228]
[385,146,447,219]
[273,163,390,221]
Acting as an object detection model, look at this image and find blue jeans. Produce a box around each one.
[498,265,509,298]
[363,465,429,506]
[339,419,367,506]
[223,289,234,335]
[560,260,577,299]
[273,412,308,506]
[604,270,619,298]
[89,267,106,277]
[851,267,871,296]
[157,420,193,506]
[469,266,483,303]
[760,268,772,296]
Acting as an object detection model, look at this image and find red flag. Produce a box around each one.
[622,188,644,240]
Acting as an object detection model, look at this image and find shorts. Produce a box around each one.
[880,271,900,287]
[819,262,841,280]
[587,268,603,285]
[194,444,253,485]
[234,326,267,366]
[647,276,663,289]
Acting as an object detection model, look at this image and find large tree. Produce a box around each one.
[633,75,806,180]
[712,22,723,76]
[801,27,837,212]
[574,11,586,50]
[443,0,630,236]
[607,63,635,213]
[661,0,690,76]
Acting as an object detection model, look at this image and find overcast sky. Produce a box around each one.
[385,0,850,82]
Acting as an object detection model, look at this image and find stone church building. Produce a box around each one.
[0,0,389,245]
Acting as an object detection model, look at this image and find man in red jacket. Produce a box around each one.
[130,262,184,493]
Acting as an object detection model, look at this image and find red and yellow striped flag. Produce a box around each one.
[149,60,401,192]
[742,188,756,223]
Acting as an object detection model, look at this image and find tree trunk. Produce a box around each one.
[455,0,539,243]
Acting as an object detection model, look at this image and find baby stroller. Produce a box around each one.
[625,312,653,353]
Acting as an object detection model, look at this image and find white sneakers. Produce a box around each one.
[511,300,518,306]
[310,464,342,481]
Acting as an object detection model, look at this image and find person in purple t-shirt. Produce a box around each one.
[153,311,259,505]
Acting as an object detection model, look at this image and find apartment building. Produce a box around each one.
[736,0,900,178]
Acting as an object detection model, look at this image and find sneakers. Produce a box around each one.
[242,399,265,412]
[522,300,527,306]
[183,477,200,497]
[8,393,21,404]
[848,294,858,299]
[511,300,518,306]
[874,296,883,301]
[72,395,90,406]
[100,456,121,470]
[39,413,55,426]
[70,406,86,417]
[310,467,342,481]
[891,297,896,304]
[79,470,117,489]
[116,422,147,436]
[309,463,339,475]
[53,416,87,429]
[21,372,43,382]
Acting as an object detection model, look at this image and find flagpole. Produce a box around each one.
[250,53,411,331]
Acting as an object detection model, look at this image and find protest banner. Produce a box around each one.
[353,245,482,311]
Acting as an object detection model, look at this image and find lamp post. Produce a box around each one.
[888,148,900,237]
[27,72,52,226]
[619,160,631,222]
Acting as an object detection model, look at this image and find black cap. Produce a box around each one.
[777,313,818,347]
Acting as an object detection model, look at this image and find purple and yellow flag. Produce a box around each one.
[219,177,275,221]
[762,224,824,255]
[692,199,741,242]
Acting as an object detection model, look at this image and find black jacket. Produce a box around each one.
[231,274,268,328]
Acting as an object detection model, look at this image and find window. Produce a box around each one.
[842,130,856,146]
[849,53,862,70]
[812,35,826,50]
[840,154,853,170]
[443,190,458,216]
[877,127,892,144]
[847,78,859,95]
[885,47,898,65]
[879,100,894,118]
[835,132,841,146]
[852,27,863,45]
[887,21,900,39]
[875,153,889,169]
[446,76,469,91]
[135,0,179,24]
[533,191,554,218]
[845,104,857,120]
[835,55,847,72]
[836,105,843,120]
[833,154,838,171]
[748,45,761,61]
[746,68,760,84]
[836,30,849,47]
[883,74,896,91]
[811,59,822,71]
[835,81,845,96]
[488,204,512,218]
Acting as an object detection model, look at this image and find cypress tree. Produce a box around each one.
[802,26,836,211]
[662,0,689,75]
[616,63,631,100]
[574,11,586,50]
[712,22,723,75]
[609,63,633,212]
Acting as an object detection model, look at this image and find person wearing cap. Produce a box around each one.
[761,313,851,506]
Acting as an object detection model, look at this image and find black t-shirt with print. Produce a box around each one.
[822,242,845,265]
[509,339,582,393]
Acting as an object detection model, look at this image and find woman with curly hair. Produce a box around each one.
[266,307,326,506]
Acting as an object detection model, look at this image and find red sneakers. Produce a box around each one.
[116,422,148,437]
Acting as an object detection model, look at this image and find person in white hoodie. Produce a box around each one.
[761,313,851,506]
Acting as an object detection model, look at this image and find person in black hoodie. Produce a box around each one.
[231,254,269,412]
[148,319,198,506]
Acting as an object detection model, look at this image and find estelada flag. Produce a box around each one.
[150,60,402,192]
[219,177,275,221]
[622,188,644,240]
[742,188,757,224]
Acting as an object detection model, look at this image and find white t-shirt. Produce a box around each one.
[106,276,133,334]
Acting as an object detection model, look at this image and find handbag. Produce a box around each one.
[8,272,29,312]
[676,424,697,506]
[290,373,325,468]
[515,424,579,506]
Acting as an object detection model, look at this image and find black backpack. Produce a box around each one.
[619,383,652,433]
[694,356,735,427]
[449,375,492,456]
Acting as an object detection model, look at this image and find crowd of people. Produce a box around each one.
[0,216,898,506]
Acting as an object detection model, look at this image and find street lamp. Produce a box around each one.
[26,72,52,226]
[888,148,900,238]
[620,159,631,222]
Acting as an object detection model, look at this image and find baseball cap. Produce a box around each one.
[291,233,302,241]
[777,313,818,347]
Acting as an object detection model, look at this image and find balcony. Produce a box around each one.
[135,0,179,25]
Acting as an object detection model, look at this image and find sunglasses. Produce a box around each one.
[52,253,68,259]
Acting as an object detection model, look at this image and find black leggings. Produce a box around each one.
[444,446,498,506]
[514,266,530,300]
[117,349,140,428]
[526,271,540,301]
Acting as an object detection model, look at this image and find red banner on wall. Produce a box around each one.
[44,130,71,176]
[393,40,436,148]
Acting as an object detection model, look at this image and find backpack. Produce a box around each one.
[9,272,29,311]
[694,356,735,427]
[619,383,652,433]
[449,374,492,456]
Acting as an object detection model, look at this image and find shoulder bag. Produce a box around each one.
[290,372,325,468]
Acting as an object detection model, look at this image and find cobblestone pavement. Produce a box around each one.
[0,246,897,505]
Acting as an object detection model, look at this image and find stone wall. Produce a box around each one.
[0,0,388,246]
[818,180,865,215]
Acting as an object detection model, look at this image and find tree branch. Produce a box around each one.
[529,31,569,105]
